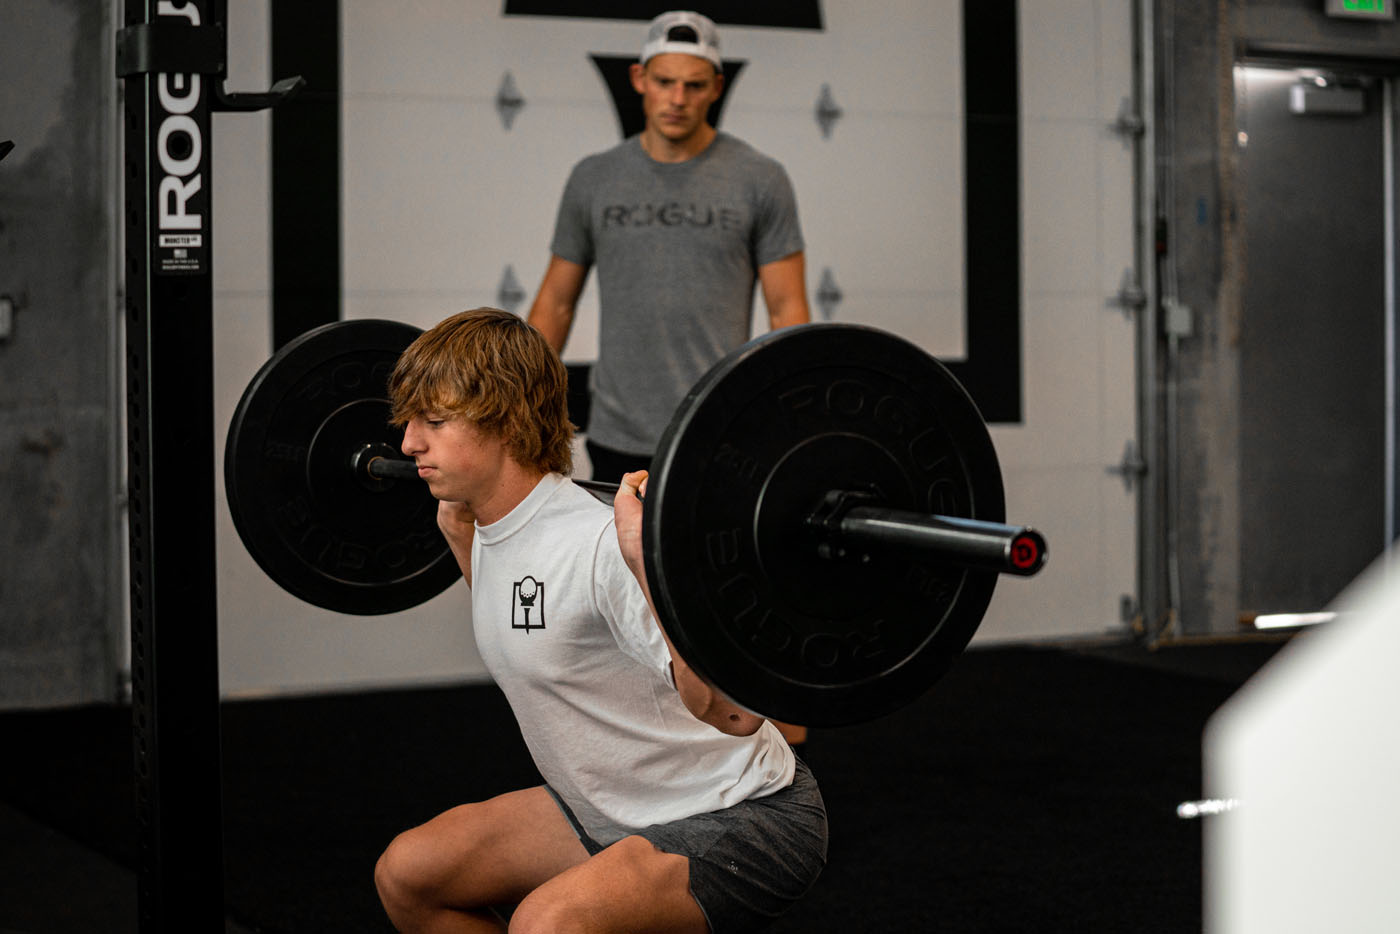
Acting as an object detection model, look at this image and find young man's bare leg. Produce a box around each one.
[375,785,590,933]
[510,835,709,934]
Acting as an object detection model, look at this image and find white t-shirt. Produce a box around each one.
[470,473,795,845]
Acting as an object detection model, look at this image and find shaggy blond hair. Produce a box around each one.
[388,308,574,474]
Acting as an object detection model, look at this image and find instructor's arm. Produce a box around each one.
[759,251,811,331]
[526,255,589,354]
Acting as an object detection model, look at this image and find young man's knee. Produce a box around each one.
[374,826,462,914]
[374,833,427,916]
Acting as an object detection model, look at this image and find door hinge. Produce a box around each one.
[1107,268,1147,317]
[1109,97,1145,138]
[1108,440,1148,493]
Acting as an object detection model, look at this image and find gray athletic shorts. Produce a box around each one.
[546,758,828,933]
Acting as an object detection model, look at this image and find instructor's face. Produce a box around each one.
[630,53,723,145]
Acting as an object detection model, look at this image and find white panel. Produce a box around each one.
[1097,0,1137,124]
[339,259,603,366]
[726,110,964,293]
[342,2,627,100]
[342,291,493,330]
[995,0,1139,642]
[1021,119,1102,295]
[1100,303,1138,459]
[976,464,1123,640]
[721,0,963,355]
[1020,0,1102,121]
[223,0,269,91]
[217,548,484,697]
[1097,470,1137,626]
[1099,130,1138,297]
[340,96,599,295]
[998,295,1101,466]
[721,107,965,355]
[1205,556,1400,933]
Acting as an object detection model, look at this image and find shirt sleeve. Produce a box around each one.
[752,160,804,267]
[548,161,596,268]
[591,519,675,685]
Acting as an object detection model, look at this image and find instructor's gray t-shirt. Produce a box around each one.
[549,133,804,455]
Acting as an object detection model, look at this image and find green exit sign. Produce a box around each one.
[1325,0,1395,19]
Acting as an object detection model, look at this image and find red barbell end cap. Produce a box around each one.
[1008,529,1048,576]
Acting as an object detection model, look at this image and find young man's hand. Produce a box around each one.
[437,500,476,543]
[437,501,476,587]
[613,470,648,578]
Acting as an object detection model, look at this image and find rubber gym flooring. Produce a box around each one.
[0,638,1286,933]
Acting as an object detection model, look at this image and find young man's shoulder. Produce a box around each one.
[538,477,617,530]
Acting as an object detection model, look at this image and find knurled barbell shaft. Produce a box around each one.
[365,454,619,495]
[364,455,1045,577]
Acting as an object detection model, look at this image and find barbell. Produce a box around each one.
[361,456,1043,577]
[225,318,1047,725]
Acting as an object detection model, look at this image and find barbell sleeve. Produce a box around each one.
[836,507,1047,577]
[363,454,1044,577]
[364,455,419,482]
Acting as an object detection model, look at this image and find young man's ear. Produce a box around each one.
[629,62,647,95]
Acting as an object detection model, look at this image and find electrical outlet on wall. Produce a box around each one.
[1163,299,1194,340]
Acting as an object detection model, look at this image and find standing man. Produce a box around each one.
[527,9,811,483]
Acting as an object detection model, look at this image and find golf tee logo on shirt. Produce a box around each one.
[512,576,546,633]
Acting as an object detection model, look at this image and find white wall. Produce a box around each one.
[994,0,1138,640]
[212,0,1138,696]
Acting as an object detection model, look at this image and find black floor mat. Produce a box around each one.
[0,641,1283,933]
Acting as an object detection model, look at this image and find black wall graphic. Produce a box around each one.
[504,1,823,29]
[271,0,340,350]
[269,1,1022,422]
[950,0,1021,423]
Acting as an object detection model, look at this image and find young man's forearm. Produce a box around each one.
[613,474,764,736]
